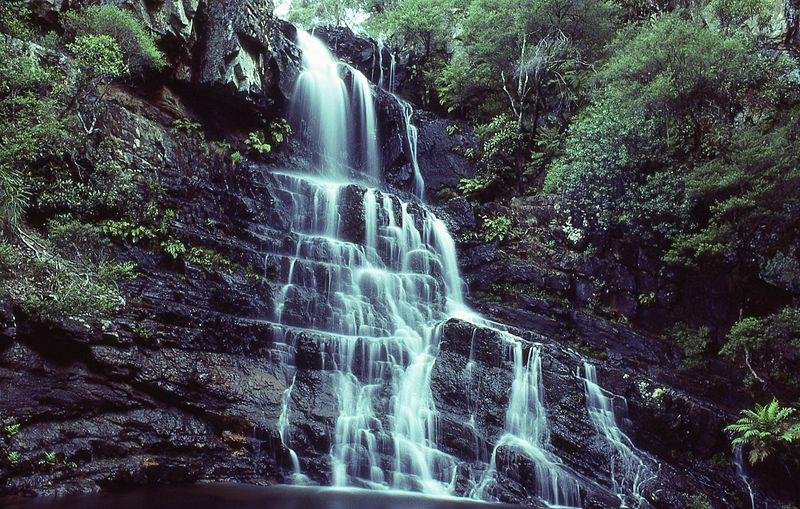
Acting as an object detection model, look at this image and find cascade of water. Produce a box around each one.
[274,29,582,505]
[388,52,396,93]
[470,339,581,507]
[580,363,652,508]
[278,373,311,484]
[348,67,381,181]
[373,40,384,89]
[291,31,349,176]
[734,445,756,509]
[393,96,425,198]
[371,44,424,198]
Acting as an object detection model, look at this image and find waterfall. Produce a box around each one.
[580,363,653,508]
[274,30,460,493]
[273,30,581,506]
[734,445,756,509]
[470,339,581,507]
[278,374,311,484]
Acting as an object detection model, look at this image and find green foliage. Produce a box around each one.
[721,308,800,397]
[287,0,371,28]
[66,34,128,81]
[102,220,159,244]
[446,124,462,136]
[0,41,70,228]
[62,5,166,74]
[230,151,243,167]
[437,0,618,120]
[161,238,187,259]
[685,494,712,509]
[0,0,31,39]
[186,247,237,272]
[245,131,271,155]
[711,0,771,29]
[368,0,458,59]
[545,12,800,257]
[668,323,711,369]
[6,450,20,463]
[725,399,800,465]
[172,119,205,140]
[481,214,512,243]
[458,172,496,196]
[37,450,57,466]
[475,114,526,177]
[3,422,19,439]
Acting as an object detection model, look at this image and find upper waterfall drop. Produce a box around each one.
[291,31,349,176]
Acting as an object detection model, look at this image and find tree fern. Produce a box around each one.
[725,399,800,464]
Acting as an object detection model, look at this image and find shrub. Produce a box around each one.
[62,5,166,74]
[0,1,31,39]
[0,41,70,228]
[725,399,800,465]
[66,34,128,81]
[245,131,272,155]
[668,323,711,369]
[481,214,512,243]
[721,308,800,398]
[686,494,711,509]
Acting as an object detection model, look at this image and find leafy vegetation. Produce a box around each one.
[721,308,800,399]
[62,5,166,74]
[668,323,711,369]
[725,399,800,465]
[481,214,512,243]
[0,4,167,323]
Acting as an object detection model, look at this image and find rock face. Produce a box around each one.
[2,2,797,508]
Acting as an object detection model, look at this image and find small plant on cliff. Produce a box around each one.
[172,119,205,140]
[725,399,800,465]
[3,421,20,439]
[685,494,711,509]
[37,450,57,467]
[458,172,495,196]
[245,131,272,156]
[161,238,186,259]
[62,5,166,75]
[6,450,20,464]
[668,323,711,369]
[481,214,512,243]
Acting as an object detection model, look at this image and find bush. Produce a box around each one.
[66,34,128,81]
[721,308,800,398]
[62,5,166,75]
[668,323,711,369]
[0,41,70,228]
[481,214,512,243]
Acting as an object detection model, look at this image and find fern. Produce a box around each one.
[725,399,800,464]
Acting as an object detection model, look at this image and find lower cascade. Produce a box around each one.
[579,364,653,508]
[270,29,586,506]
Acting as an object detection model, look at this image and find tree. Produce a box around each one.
[287,0,373,28]
[436,0,618,193]
[721,308,800,400]
[545,12,799,250]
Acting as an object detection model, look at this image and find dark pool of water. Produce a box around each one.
[1,483,519,509]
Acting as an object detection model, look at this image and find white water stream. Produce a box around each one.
[273,30,583,507]
[579,363,654,508]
